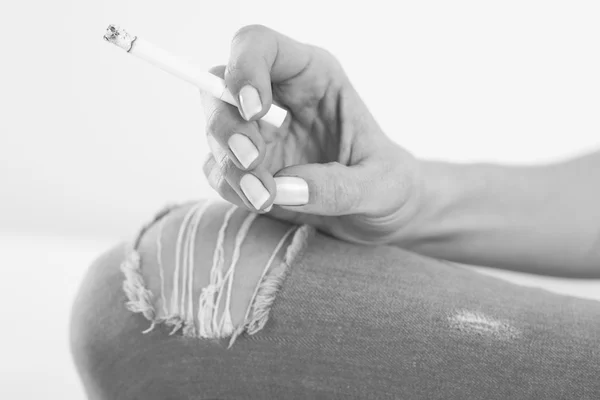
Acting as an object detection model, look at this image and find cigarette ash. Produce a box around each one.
[103,24,136,52]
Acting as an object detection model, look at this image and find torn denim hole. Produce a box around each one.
[121,201,315,348]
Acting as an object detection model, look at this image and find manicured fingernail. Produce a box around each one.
[228,133,258,169]
[239,85,262,120]
[274,177,309,206]
[240,174,270,210]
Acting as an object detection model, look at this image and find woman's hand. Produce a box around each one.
[202,25,422,245]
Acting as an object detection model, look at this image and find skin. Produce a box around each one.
[135,201,295,329]
[201,25,420,246]
[202,24,600,278]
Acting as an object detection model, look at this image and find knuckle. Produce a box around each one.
[313,45,336,63]
[313,45,342,69]
[204,107,228,137]
[311,45,346,84]
[214,150,230,172]
[202,154,215,177]
[333,182,361,215]
[205,161,222,191]
[231,24,269,45]
[216,179,232,198]
[323,163,361,215]
[214,153,239,183]
[227,25,274,89]
[209,165,235,199]
[225,58,245,85]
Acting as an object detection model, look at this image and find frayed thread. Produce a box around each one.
[228,224,315,347]
[121,249,156,322]
[121,202,315,344]
[165,200,210,336]
[121,204,179,333]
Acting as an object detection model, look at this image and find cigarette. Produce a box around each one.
[103,25,288,128]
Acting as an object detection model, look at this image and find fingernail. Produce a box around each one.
[240,174,270,210]
[228,134,258,169]
[264,204,273,212]
[274,177,309,206]
[239,85,262,120]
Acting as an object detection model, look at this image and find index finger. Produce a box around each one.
[224,25,316,121]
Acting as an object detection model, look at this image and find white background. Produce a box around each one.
[1,0,600,398]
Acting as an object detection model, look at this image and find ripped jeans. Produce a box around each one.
[70,201,600,399]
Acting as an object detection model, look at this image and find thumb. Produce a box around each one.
[273,162,375,216]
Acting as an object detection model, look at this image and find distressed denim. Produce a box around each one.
[71,205,600,399]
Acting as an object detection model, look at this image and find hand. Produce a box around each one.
[202,25,422,245]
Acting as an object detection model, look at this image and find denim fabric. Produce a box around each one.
[71,227,600,399]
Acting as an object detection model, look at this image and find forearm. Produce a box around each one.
[398,152,600,277]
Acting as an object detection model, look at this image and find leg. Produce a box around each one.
[70,200,600,399]
[70,200,307,399]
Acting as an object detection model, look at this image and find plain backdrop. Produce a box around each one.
[1,0,600,398]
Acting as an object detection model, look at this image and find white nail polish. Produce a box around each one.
[274,177,309,206]
[240,174,270,210]
[228,134,258,169]
[239,85,262,120]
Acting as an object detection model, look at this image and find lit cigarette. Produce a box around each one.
[103,25,288,128]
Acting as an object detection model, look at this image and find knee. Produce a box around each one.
[70,241,211,399]
[71,200,312,364]
[70,200,314,397]
[130,200,310,342]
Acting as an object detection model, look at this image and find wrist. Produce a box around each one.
[392,160,472,249]
[394,160,550,264]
